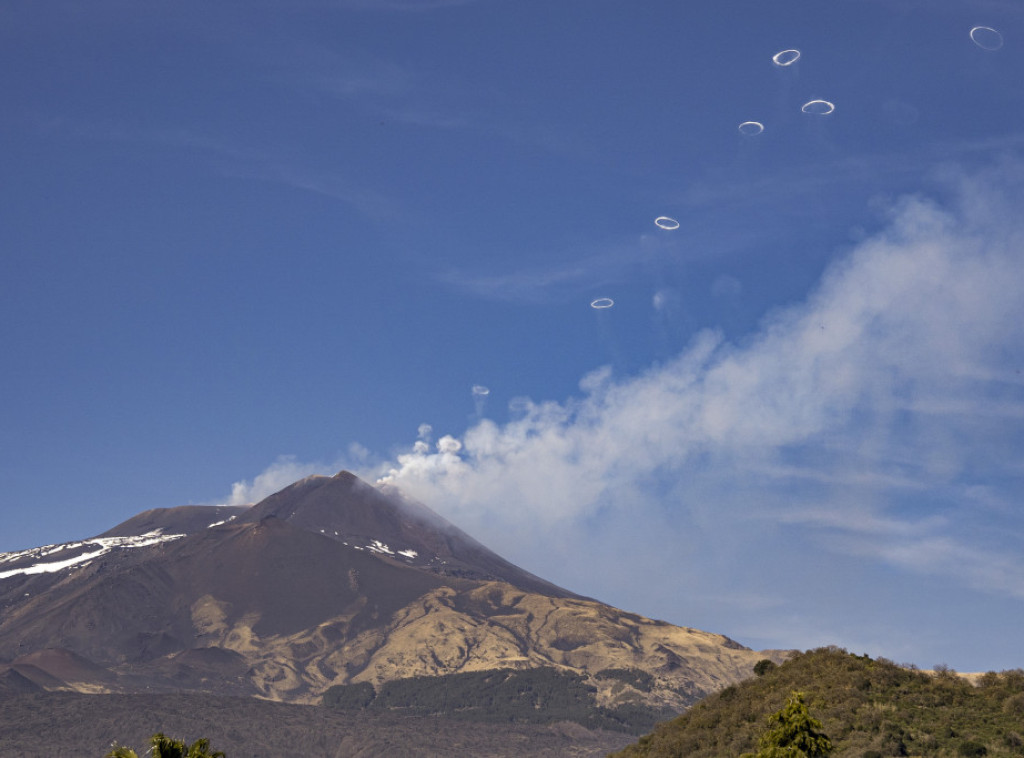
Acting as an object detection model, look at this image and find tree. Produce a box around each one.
[750,691,834,758]
[105,733,226,758]
[754,659,778,677]
[106,747,139,758]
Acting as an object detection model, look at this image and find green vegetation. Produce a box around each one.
[613,647,1024,757]
[106,733,226,758]
[321,680,375,709]
[322,667,676,733]
[744,691,834,758]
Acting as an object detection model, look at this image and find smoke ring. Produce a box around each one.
[772,49,801,66]
[970,26,1004,51]
[801,99,835,115]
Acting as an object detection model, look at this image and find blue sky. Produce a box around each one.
[3,0,1023,672]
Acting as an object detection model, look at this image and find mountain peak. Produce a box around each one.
[236,471,576,598]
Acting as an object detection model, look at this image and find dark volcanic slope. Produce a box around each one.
[0,667,41,695]
[0,515,447,667]
[238,471,578,598]
[0,691,635,758]
[0,472,583,700]
[100,504,250,538]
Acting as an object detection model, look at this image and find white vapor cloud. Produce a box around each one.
[229,165,1024,667]
[376,165,1024,632]
[226,456,325,505]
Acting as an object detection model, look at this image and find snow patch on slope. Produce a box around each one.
[207,515,237,528]
[339,538,419,561]
[0,530,185,580]
[366,539,394,556]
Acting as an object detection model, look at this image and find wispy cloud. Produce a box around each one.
[256,160,397,219]
[260,38,420,100]
[228,164,1024,662]
[322,0,489,10]
[224,445,370,505]
[23,113,398,221]
[838,534,1024,601]
[437,233,685,303]
[434,147,966,306]
[437,261,599,304]
[249,24,603,161]
[376,163,1024,605]
[225,456,328,505]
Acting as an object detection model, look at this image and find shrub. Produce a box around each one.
[596,668,656,692]
[322,681,375,709]
[958,740,988,757]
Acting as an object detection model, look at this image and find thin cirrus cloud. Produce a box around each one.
[323,0,487,10]
[438,234,684,303]
[837,532,1024,601]
[375,165,1024,604]
[270,42,419,99]
[256,30,595,162]
[22,113,398,221]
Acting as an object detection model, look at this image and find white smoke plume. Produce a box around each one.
[231,166,1024,665]
[376,167,1024,631]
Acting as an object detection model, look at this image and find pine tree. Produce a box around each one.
[751,691,834,758]
[105,733,226,758]
[105,747,138,758]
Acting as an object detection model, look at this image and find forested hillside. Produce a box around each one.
[0,690,633,757]
[613,647,1024,757]
[323,666,678,733]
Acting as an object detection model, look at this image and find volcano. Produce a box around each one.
[0,471,783,717]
